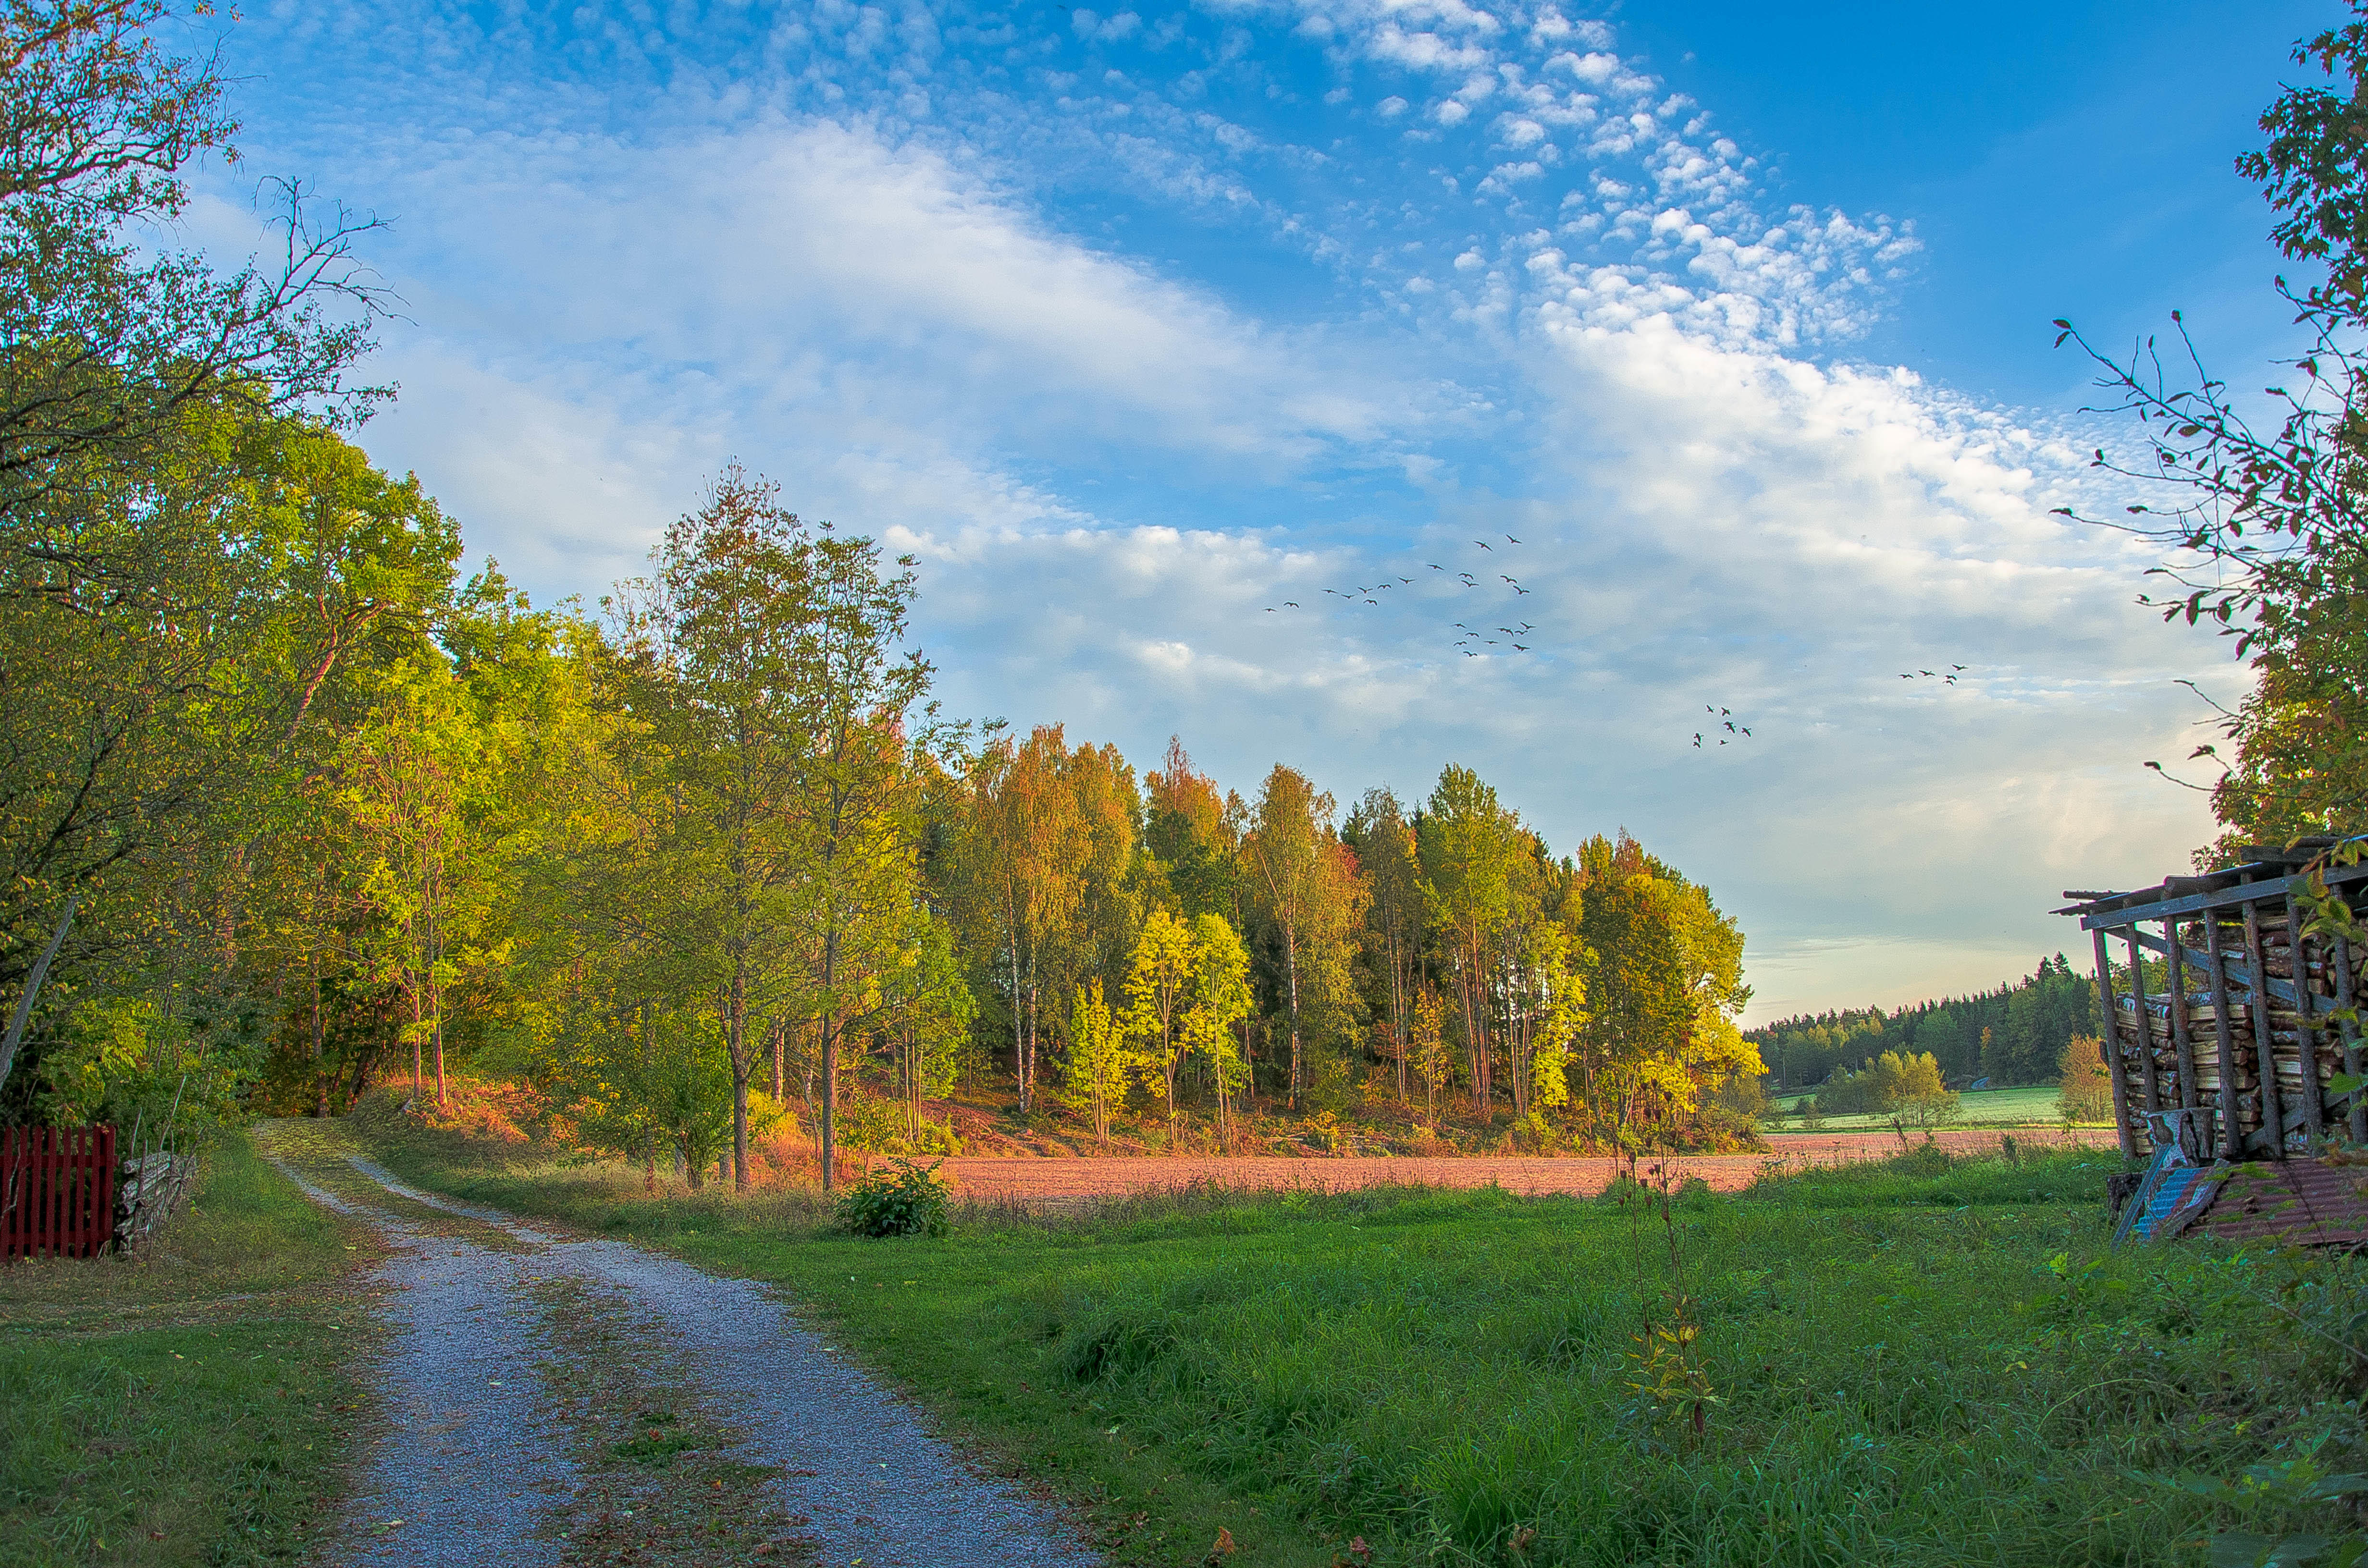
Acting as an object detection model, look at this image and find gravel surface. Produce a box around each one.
[259,1126,1097,1568]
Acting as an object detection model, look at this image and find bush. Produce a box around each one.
[835,1157,952,1238]
[1816,1050,1955,1123]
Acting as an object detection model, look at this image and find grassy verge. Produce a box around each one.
[360,1104,2365,1568]
[0,1129,372,1567]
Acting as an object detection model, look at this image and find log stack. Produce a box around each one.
[2064,842,2368,1161]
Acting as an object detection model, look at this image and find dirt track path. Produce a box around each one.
[257,1122,1096,1568]
[938,1126,2118,1204]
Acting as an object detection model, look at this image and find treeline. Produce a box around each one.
[1747,954,2100,1090]
[0,9,1761,1177]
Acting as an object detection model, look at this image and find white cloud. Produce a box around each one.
[211,0,2231,1021]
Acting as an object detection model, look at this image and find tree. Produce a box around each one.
[606,467,817,1191]
[1061,978,1130,1147]
[2056,3,2368,892]
[2057,1035,2116,1124]
[336,657,485,1112]
[939,725,1132,1120]
[1123,906,1196,1128]
[0,1,389,539]
[1572,833,1758,1143]
[1242,764,1365,1109]
[1344,787,1423,1104]
[770,505,935,1194]
[1184,913,1253,1142]
[1418,765,1528,1112]
[1409,985,1454,1126]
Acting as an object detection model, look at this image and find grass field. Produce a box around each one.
[0,1131,370,1567]
[1766,1084,2083,1132]
[363,1111,2366,1568]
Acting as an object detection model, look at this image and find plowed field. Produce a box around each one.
[938,1126,2119,1205]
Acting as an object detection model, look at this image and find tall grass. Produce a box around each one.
[373,1120,2365,1568]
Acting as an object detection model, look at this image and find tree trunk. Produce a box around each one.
[728,965,752,1192]
[311,960,329,1118]
[1283,925,1302,1111]
[771,1020,785,1102]
[820,931,839,1192]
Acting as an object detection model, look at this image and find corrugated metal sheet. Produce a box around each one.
[2198,1162,2368,1247]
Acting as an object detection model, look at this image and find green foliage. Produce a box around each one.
[835,1157,951,1238]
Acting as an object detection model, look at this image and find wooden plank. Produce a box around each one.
[2078,861,2368,929]
[2205,913,2244,1159]
[2126,925,2300,1008]
[2245,900,2285,1156]
[2284,893,2327,1143]
[2164,919,2200,1111]
[2123,925,2163,1112]
[2336,934,2366,1143]
[2093,927,2137,1158]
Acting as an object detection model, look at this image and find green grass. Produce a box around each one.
[359,1109,2368,1568]
[0,1129,371,1567]
[1767,1084,2085,1130]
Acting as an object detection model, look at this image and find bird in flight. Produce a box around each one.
[1505,534,1521,544]
[1474,540,1492,550]
[1512,643,1529,651]
[1693,734,1702,747]
[1284,600,1298,607]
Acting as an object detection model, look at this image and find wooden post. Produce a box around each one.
[2205,911,2244,1160]
[2092,927,2136,1159]
[2284,893,2327,1144]
[2123,925,2163,1112]
[2334,934,2365,1144]
[2245,899,2284,1156]
[2164,918,2200,1110]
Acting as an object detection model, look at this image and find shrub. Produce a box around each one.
[835,1158,952,1238]
[2057,1035,2116,1124]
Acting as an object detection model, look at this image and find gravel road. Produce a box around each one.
[258,1124,1096,1568]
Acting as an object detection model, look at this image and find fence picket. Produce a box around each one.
[3,1123,115,1260]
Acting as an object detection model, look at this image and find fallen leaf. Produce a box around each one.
[1209,1524,1238,1560]
[1350,1536,1373,1561]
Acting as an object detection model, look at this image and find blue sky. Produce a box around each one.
[190,0,2342,1021]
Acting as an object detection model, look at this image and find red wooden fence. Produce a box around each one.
[2,1125,116,1260]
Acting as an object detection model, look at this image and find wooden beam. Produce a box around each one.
[2334,934,2365,1144]
[2245,900,2285,1157]
[2205,911,2244,1160]
[2075,861,2368,929]
[2164,919,2200,1111]
[2125,925,2300,1008]
[2284,893,2326,1144]
[2123,925,2163,1113]
[2093,926,2136,1159]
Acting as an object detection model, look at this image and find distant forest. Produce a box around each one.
[1745,955,2102,1090]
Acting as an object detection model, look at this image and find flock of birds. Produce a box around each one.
[1258,530,1977,754]
[1265,534,1536,658]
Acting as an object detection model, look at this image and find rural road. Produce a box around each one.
[936,1125,2120,1205]
[256,1122,1097,1568]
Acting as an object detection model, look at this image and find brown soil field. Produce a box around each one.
[937,1126,2120,1205]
